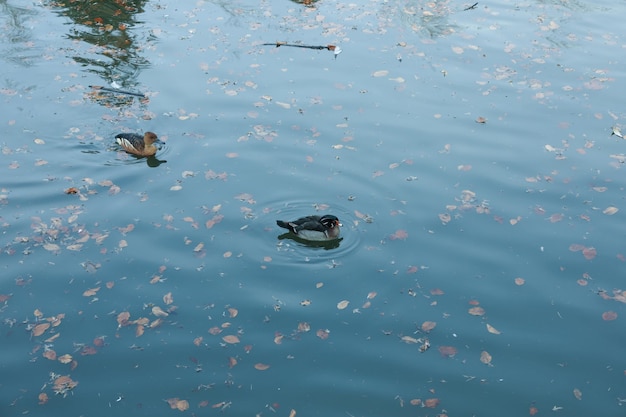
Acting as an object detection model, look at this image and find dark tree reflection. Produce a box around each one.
[44,0,154,89]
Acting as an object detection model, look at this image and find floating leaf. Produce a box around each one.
[372,70,389,77]
[316,329,330,340]
[228,357,238,368]
[222,335,240,344]
[43,243,61,252]
[337,300,350,310]
[603,206,619,215]
[401,336,419,344]
[468,306,485,316]
[424,398,440,408]
[486,323,501,334]
[254,363,270,370]
[582,247,597,260]
[573,388,582,400]
[602,311,617,321]
[163,292,174,305]
[43,350,57,360]
[389,229,408,240]
[151,306,169,317]
[116,311,130,326]
[167,398,189,411]
[82,287,100,297]
[421,321,436,332]
[32,323,50,336]
[569,244,585,252]
[438,345,457,357]
[480,350,492,365]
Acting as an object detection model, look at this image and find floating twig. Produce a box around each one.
[464,2,478,10]
[262,42,342,58]
[89,85,146,98]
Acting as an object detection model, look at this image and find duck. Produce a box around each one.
[115,132,159,157]
[276,214,342,241]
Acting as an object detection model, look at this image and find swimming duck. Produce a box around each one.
[276,215,341,241]
[115,132,159,157]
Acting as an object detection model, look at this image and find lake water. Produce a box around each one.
[1,0,626,415]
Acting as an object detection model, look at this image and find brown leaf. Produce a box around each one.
[43,350,57,360]
[389,229,408,240]
[316,329,330,340]
[58,354,73,364]
[424,398,440,408]
[602,311,617,321]
[468,306,485,316]
[582,247,597,260]
[151,306,169,317]
[222,335,240,344]
[163,292,174,305]
[438,345,457,357]
[480,350,492,365]
[117,311,130,326]
[421,321,436,332]
[32,322,50,337]
[254,363,270,370]
[337,300,350,310]
[82,287,100,297]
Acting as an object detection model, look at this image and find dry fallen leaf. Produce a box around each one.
[163,292,174,305]
[82,287,100,297]
[222,335,240,344]
[337,300,350,310]
[254,363,270,370]
[468,306,485,316]
[480,350,492,365]
[421,321,437,332]
[573,388,582,400]
[486,323,501,334]
[32,322,50,337]
[151,306,169,317]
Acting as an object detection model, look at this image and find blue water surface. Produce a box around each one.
[1,0,626,416]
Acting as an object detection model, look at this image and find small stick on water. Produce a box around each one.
[464,2,478,10]
[262,42,341,57]
[89,85,146,98]
[262,42,334,50]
